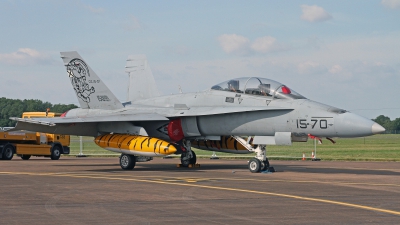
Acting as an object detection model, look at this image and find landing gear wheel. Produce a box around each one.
[120,154,136,170]
[180,151,197,167]
[260,159,270,171]
[248,158,261,173]
[21,155,31,160]
[190,151,197,164]
[2,144,14,160]
[51,145,61,160]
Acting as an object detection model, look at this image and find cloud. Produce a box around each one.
[381,0,400,9]
[300,5,332,22]
[250,36,278,53]
[217,34,250,54]
[0,48,53,65]
[218,34,287,55]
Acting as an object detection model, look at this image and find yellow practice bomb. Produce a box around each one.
[95,134,177,156]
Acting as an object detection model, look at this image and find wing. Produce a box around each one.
[11,113,168,124]
[10,113,168,136]
[10,106,292,136]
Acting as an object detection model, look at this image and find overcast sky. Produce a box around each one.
[1,0,399,119]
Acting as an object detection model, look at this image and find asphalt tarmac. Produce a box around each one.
[1,157,399,224]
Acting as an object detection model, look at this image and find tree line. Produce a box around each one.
[0,97,77,127]
[373,115,400,132]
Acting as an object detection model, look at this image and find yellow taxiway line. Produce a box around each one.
[9,171,397,187]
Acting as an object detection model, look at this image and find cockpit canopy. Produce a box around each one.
[211,77,306,100]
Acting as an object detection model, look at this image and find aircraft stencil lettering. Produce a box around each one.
[97,95,111,102]
[66,58,95,103]
[10,51,386,173]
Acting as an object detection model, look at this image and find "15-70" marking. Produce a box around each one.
[296,119,329,129]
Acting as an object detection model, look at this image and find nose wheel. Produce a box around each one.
[248,158,261,173]
[261,159,270,171]
[248,158,270,173]
[248,145,274,173]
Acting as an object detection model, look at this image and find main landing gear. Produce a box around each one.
[180,140,197,167]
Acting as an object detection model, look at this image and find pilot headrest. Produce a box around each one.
[258,84,271,93]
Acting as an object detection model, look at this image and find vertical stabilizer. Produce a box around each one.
[60,51,123,110]
[125,55,159,102]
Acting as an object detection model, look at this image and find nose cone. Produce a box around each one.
[372,123,385,134]
[335,112,383,137]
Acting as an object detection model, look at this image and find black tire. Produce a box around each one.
[264,159,270,168]
[180,153,190,167]
[21,155,31,160]
[260,161,266,171]
[2,144,14,160]
[260,159,270,171]
[180,151,197,167]
[248,158,261,173]
[190,151,197,164]
[51,145,61,160]
[120,154,136,170]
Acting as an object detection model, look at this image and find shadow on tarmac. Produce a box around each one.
[43,158,400,176]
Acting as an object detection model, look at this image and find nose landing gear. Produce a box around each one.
[250,145,274,173]
[231,136,275,173]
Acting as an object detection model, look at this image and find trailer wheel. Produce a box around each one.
[21,155,31,160]
[2,144,14,160]
[51,145,61,160]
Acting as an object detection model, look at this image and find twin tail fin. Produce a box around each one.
[60,51,123,110]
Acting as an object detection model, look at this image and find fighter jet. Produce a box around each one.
[11,51,385,173]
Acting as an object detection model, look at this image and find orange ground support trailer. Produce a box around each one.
[0,112,70,160]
